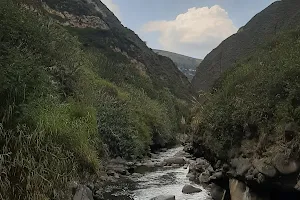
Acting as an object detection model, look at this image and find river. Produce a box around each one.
[102,147,211,200]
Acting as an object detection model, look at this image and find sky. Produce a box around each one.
[101,0,277,58]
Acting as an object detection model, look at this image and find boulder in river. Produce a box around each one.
[182,184,202,194]
[164,157,186,166]
[150,195,175,200]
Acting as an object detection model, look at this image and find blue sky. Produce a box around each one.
[102,0,277,58]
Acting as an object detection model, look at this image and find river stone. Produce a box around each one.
[164,157,186,166]
[273,153,300,175]
[253,159,277,178]
[210,171,223,180]
[230,158,251,176]
[199,171,211,183]
[210,184,226,200]
[182,184,202,194]
[73,185,94,200]
[207,165,215,173]
[150,195,175,200]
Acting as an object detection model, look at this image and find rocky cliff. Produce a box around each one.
[192,0,300,92]
[20,0,192,100]
[153,49,202,81]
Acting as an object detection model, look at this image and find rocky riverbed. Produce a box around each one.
[72,147,212,200]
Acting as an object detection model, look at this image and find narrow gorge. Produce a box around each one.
[1,0,300,200]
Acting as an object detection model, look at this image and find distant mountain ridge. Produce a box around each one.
[153,49,202,81]
[192,0,300,92]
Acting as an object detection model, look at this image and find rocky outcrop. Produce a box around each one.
[19,0,192,100]
[192,0,300,92]
[185,145,300,199]
[41,0,192,100]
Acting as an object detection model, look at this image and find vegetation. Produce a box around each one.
[0,1,187,199]
[192,30,300,159]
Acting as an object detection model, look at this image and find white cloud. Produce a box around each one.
[101,0,121,19]
[142,5,237,58]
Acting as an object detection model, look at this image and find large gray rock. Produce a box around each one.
[209,171,223,181]
[253,159,277,178]
[73,185,94,200]
[210,184,226,200]
[182,185,202,194]
[150,195,175,200]
[231,158,252,176]
[199,171,211,183]
[273,153,300,175]
[164,157,186,166]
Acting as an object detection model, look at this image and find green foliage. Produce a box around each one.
[0,1,188,199]
[192,30,300,159]
[0,125,78,200]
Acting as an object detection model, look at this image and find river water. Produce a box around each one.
[102,147,211,200]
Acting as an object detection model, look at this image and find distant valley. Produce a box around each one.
[153,49,202,81]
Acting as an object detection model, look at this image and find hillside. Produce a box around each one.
[153,49,202,81]
[0,1,192,199]
[37,0,192,100]
[192,0,300,92]
[188,0,300,199]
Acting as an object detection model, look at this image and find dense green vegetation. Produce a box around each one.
[0,2,187,199]
[192,30,300,159]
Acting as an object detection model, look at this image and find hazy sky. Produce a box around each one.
[102,0,277,58]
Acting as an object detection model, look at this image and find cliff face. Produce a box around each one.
[153,49,202,81]
[191,0,300,92]
[30,0,192,100]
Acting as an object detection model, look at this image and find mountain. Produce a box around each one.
[189,0,300,199]
[192,0,300,92]
[153,49,202,81]
[32,0,192,100]
[1,1,193,199]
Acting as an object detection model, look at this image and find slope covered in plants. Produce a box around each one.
[0,1,188,199]
[191,29,300,160]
